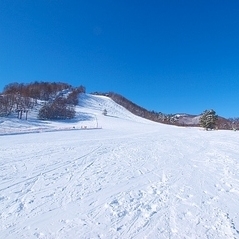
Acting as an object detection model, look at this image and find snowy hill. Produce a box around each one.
[1,94,239,238]
[0,93,156,135]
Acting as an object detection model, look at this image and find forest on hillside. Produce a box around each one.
[0,82,85,120]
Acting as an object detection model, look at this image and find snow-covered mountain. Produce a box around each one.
[1,94,239,238]
[167,113,201,125]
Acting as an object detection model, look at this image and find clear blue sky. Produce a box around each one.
[1,1,239,117]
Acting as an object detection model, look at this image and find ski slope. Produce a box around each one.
[0,94,239,239]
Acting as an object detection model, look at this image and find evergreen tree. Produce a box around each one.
[199,109,218,130]
[102,109,107,116]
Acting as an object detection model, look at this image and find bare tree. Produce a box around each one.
[38,97,75,120]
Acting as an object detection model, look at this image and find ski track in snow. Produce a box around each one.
[0,94,239,239]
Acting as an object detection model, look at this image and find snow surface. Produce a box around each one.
[1,94,239,239]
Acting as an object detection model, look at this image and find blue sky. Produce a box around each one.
[0,1,239,117]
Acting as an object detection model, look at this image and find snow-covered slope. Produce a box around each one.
[0,94,156,135]
[1,94,239,238]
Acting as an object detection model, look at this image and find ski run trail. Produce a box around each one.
[0,94,239,239]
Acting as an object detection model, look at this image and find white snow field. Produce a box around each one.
[0,94,239,239]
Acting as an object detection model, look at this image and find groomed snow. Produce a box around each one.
[0,94,239,238]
